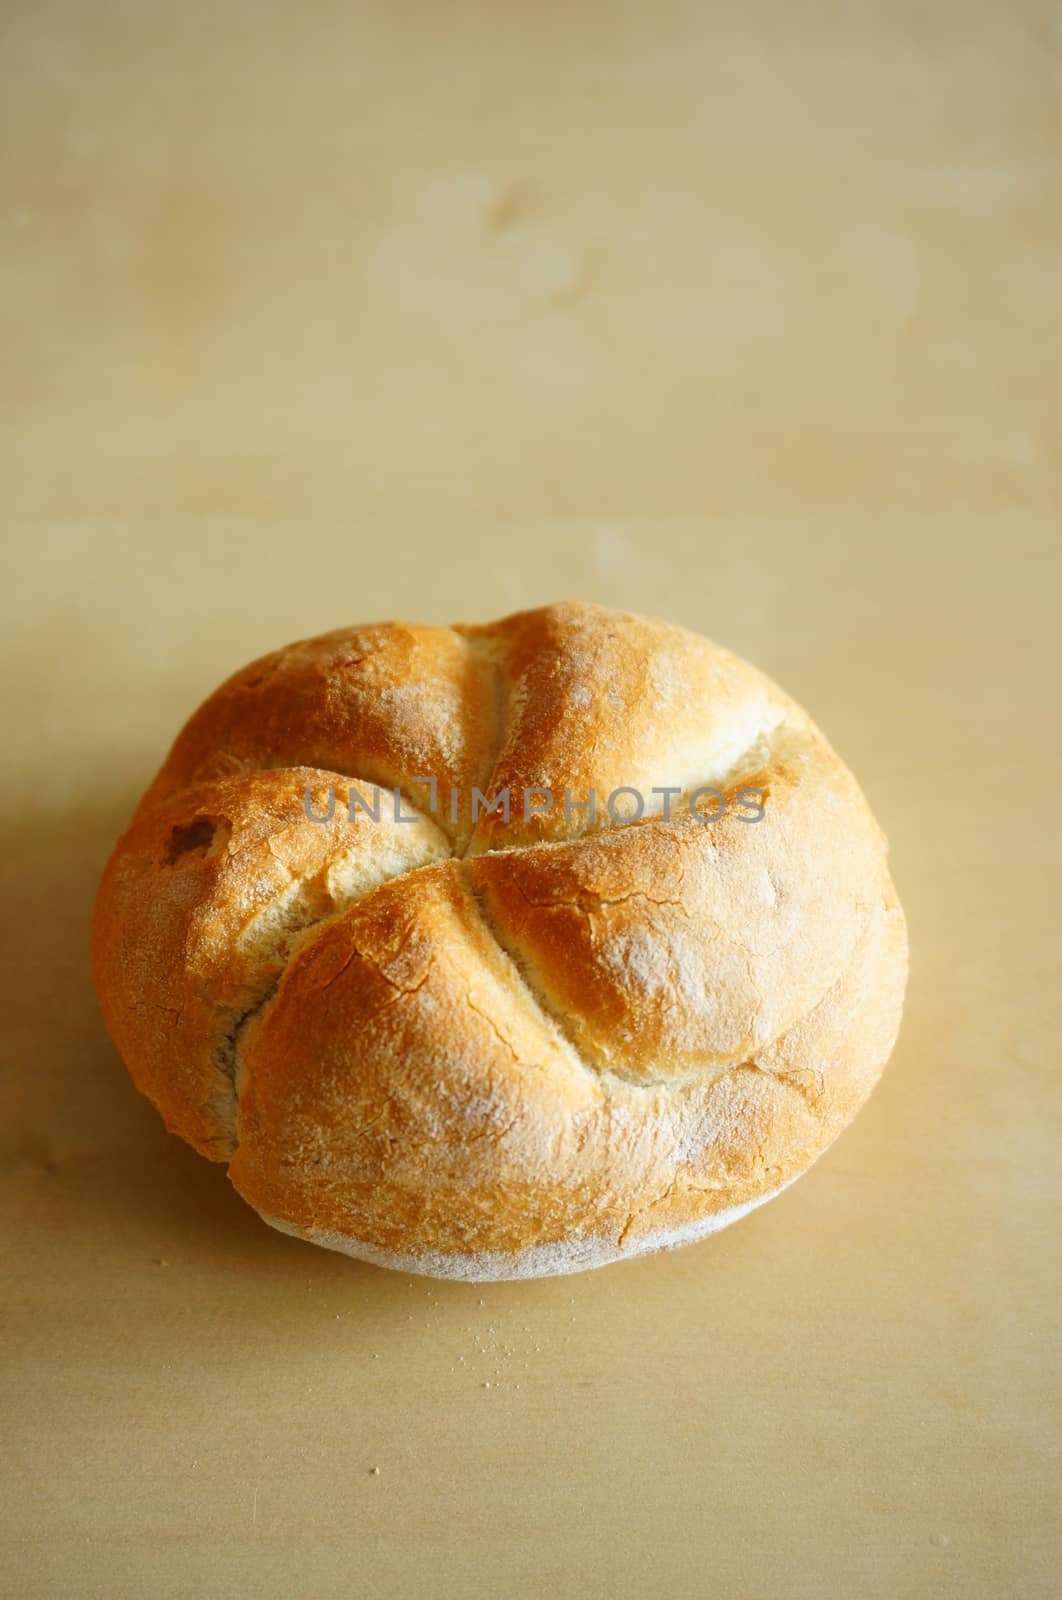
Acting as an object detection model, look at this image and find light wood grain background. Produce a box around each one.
[2,4,1059,1597]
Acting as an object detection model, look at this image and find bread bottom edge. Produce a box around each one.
[254,1176,799,1282]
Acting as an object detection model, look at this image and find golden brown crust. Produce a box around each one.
[133,621,505,851]
[91,601,908,1278]
[463,721,885,1082]
[462,601,789,852]
[90,768,449,1156]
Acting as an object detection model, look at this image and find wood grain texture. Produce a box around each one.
[1,2,1058,1596]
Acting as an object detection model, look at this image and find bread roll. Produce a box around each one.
[91,601,907,1279]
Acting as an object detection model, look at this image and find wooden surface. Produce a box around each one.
[2,4,1059,1597]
